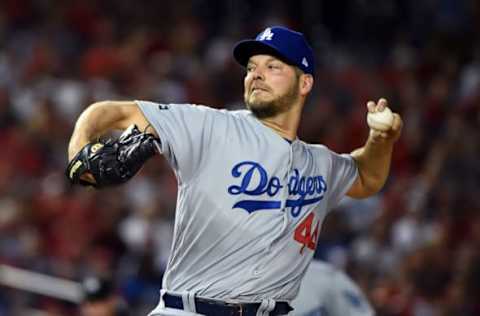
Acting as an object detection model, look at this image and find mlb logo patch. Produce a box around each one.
[302,57,309,67]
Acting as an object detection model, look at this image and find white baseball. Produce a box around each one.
[367,107,394,131]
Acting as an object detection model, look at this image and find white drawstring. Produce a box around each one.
[181,290,197,313]
[256,298,276,316]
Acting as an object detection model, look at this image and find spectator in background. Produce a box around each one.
[80,276,129,316]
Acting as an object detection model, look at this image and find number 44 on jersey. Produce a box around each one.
[294,213,319,254]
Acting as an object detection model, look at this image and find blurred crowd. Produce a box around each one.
[0,0,479,315]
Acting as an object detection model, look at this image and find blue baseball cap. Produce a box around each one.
[233,26,315,76]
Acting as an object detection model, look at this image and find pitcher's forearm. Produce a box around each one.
[68,101,130,160]
[351,138,394,196]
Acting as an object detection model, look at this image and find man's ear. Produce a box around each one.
[300,74,314,96]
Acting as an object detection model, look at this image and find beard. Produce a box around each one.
[245,80,300,119]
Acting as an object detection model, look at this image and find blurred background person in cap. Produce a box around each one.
[81,276,130,316]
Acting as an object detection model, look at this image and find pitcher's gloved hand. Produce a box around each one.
[66,125,159,188]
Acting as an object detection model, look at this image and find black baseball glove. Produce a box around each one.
[66,125,159,188]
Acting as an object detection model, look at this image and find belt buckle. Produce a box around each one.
[238,304,243,316]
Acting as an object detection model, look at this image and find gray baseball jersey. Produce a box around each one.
[290,261,375,316]
[136,101,358,303]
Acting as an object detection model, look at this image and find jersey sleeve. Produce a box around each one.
[326,150,358,210]
[135,100,214,184]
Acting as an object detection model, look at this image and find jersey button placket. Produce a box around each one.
[283,143,294,210]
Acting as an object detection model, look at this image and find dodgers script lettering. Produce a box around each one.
[228,161,327,217]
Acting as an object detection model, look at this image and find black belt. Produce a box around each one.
[163,293,293,316]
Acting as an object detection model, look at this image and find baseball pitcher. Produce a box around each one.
[290,260,375,316]
[67,26,402,316]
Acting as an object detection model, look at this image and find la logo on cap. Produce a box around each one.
[258,28,274,41]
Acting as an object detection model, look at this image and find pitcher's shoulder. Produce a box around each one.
[226,109,253,119]
[162,104,245,122]
[188,105,251,119]
[301,142,333,155]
